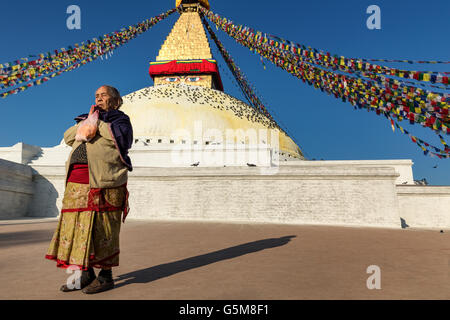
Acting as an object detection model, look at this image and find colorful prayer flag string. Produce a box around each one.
[201,15,305,149]
[363,58,450,65]
[199,7,450,90]
[201,15,276,123]
[200,7,449,140]
[0,8,177,98]
[385,112,450,158]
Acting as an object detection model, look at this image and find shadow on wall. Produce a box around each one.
[0,229,55,248]
[27,168,59,218]
[114,235,296,289]
[0,158,33,219]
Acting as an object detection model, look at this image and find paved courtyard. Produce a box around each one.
[0,217,449,300]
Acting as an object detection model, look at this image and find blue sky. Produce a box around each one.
[0,0,449,184]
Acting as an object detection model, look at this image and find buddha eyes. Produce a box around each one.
[186,77,201,82]
[164,77,201,83]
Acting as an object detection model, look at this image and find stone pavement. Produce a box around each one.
[0,217,449,300]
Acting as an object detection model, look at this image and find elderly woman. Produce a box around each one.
[45,85,133,294]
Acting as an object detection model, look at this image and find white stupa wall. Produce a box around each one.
[0,142,42,165]
[130,143,273,167]
[25,162,402,228]
[125,165,403,228]
[397,186,450,229]
[1,142,450,229]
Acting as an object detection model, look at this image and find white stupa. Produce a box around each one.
[1,0,449,229]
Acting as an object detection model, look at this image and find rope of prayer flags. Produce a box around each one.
[204,15,449,156]
[260,56,266,70]
[202,15,306,150]
[200,6,450,99]
[0,54,98,98]
[363,58,450,65]
[237,29,450,135]
[201,15,277,124]
[201,8,449,107]
[385,112,450,158]
[0,8,177,98]
[438,134,449,151]
[199,7,449,89]
[221,20,450,158]
[272,44,449,116]
[199,7,450,139]
[0,8,176,76]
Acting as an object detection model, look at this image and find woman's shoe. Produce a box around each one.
[81,278,114,294]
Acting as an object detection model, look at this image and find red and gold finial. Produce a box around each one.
[176,0,210,10]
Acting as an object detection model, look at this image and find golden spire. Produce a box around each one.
[150,0,223,90]
[156,3,212,61]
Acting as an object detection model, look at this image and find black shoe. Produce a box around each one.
[82,277,114,294]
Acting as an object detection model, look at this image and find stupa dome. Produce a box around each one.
[121,84,305,159]
[120,1,305,162]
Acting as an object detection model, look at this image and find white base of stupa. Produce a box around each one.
[1,142,450,230]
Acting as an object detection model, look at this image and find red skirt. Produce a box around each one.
[67,164,89,184]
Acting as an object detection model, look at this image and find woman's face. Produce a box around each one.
[95,86,116,111]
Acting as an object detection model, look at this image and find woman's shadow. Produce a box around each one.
[115,235,296,289]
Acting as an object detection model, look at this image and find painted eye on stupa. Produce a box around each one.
[186,77,201,82]
[165,77,179,82]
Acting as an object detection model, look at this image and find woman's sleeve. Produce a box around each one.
[63,123,81,147]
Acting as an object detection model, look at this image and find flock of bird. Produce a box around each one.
[123,83,285,132]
